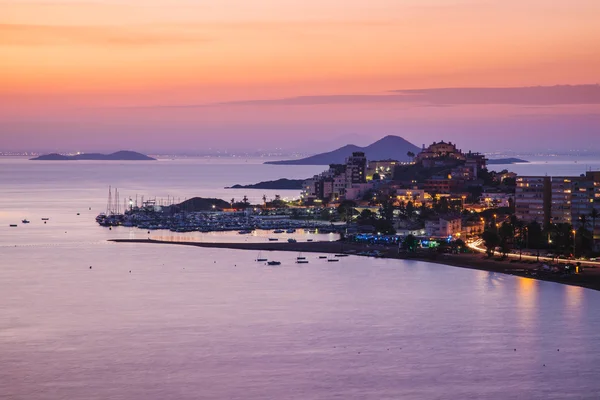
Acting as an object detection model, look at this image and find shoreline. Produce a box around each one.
[110,239,600,292]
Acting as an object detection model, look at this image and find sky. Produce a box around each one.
[1,0,599,154]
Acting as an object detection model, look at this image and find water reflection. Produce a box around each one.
[515,277,538,329]
[565,284,584,312]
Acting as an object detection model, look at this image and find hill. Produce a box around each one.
[173,197,231,212]
[31,151,155,161]
[264,135,420,165]
[226,178,305,190]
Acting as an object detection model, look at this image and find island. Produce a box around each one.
[265,135,420,165]
[226,178,305,190]
[487,158,529,165]
[31,151,155,161]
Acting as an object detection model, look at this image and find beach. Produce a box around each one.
[111,238,600,292]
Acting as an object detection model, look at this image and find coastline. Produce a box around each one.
[111,238,600,292]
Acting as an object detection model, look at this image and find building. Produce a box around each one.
[366,160,399,181]
[551,177,582,225]
[416,141,467,165]
[515,176,551,225]
[345,152,367,186]
[425,216,462,239]
[424,176,459,194]
[301,152,367,202]
[482,191,514,208]
[394,188,431,207]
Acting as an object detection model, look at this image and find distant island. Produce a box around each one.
[226,178,305,190]
[487,158,529,165]
[265,135,420,165]
[31,151,155,161]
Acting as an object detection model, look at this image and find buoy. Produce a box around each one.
[514,349,517,351]
[129,270,131,273]
[89,266,92,269]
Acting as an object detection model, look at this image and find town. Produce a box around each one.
[98,141,600,263]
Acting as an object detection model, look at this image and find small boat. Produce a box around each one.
[267,261,281,266]
[76,213,80,216]
[238,229,252,234]
[335,254,349,257]
[9,224,17,227]
[296,260,309,264]
[256,252,268,262]
[273,229,284,234]
[296,252,306,260]
[327,258,339,262]
[268,238,279,241]
[22,219,30,224]
[41,218,49,221]
[288,238,297,243]
[318,256,327,259]
[286,228,296,233]
[307,239,313,242]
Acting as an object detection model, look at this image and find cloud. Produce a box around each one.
[125,84,600,109]
[0,23,210,46]
[389,85,600,106]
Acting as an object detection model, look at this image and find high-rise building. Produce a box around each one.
[551,177,580,224]
[515,176,551,225]
[345,152,367,185]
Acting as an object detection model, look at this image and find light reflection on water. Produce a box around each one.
[2,157,600,399]
[1,245,600,399]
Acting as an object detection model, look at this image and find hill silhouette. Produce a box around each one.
[31,151,155,161]
[265,135,420,165]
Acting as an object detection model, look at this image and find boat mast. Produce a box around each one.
[107,186,112,215]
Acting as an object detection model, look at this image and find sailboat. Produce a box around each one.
[256,252,267,262]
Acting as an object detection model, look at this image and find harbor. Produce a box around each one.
[95,187,342,234]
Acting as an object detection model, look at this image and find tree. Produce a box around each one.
[592,208,599,248]
[454,239,466,253]
[262,194,267,207]
[579,214,589,230]
[407,151,415,158]
[402,234,418,252]
[358,209,375,224]
[372,172,381,181]
[482,230,501,257]
[499,222,514,257]
[337,200,357,222]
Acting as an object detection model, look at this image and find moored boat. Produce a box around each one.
[256,252,268,262]
[267,261,281,266]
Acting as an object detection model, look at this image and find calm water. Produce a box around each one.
[2,157,600,399]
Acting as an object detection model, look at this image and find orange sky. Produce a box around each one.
[1,0,599,152]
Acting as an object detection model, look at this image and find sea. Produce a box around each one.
[1,155,600,400]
